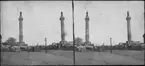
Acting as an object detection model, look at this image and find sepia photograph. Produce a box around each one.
[0,0,144,65]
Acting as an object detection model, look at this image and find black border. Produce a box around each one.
[0,0,144,1]
[0,0,144,66]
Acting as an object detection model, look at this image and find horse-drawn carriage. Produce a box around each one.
[6,45,29,52]
[75,44,95,52]
[75,44,107,52]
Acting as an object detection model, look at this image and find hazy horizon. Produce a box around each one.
[1,1,144,46]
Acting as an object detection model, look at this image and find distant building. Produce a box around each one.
[118,42,126,46]
[67,41,73,45]
[132,41,140,44]
[52,42,58,45]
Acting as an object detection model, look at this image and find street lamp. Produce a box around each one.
[110,37,112,53]
[45,37,47,53]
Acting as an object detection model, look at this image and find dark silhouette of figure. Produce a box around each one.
[0,34,2,44]
[32,46,35,52]
[143,34,145,44]
[0,34,1,39]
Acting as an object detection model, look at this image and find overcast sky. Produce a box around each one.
[1,1,144,46]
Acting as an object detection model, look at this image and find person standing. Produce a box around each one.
[143,34,145,44]
[0,34,2,43]
[32,46,35,52]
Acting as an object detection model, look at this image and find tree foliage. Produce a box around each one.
[4,37,17,46]
[75,37,83,46]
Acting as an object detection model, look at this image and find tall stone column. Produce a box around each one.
[19,11,23,45]
[59,11,65,45]
[126,11,132,45]
[85,11,91,45]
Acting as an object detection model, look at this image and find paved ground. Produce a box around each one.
[1,51,73,65]
[45,50,144,65]
[1,50,144,65]
[92,52,144,65]
[106,50,144,61]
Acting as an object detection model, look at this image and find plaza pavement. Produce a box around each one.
[1,50,144,65]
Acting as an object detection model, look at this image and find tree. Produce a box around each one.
[75,37,83,46]
[4,37,17,46]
